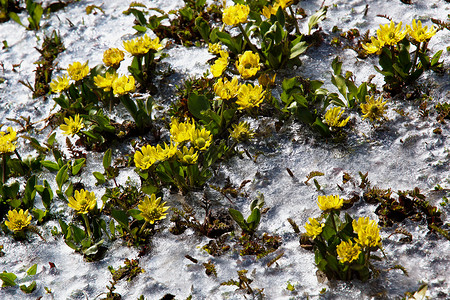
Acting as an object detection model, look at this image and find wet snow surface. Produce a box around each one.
[0,0,450,299]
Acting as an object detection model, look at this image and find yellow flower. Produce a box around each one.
[324,107,350,127]
[123,34,162,56]
[229,121,255,141]
[362,36,385,55]
[50,75,70,93]
[214,76,240,100]
[145,35,163,51]
[177,146,198,164]
[138,194,170,224]
[377,21,407,46]
[336,240,361,263]
[5,209,32,232]
[317,195,343,212]
[211,51,229,77]
[261,5,278,18]
[68,189,97,214]
[353,217,381,248]
[60,114,84,136]
[134,144,161,170]
[156,142,178,160]
[0,127,17,154]
[407,19,437,43]
[222,4,250,26]
[191,128,212,151]
[94,72,118,92]
[103,48,125,68]
[360,95,387,122]
[304,217,325,239]
[112,75,135,95]
[277,0,293,9]
[236,51,260,79]
[67,61,89,81]
[170,118,196,144]
[208,42,222,54]
[236,83,265,110]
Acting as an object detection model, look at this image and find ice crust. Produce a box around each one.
[0,0,449,299]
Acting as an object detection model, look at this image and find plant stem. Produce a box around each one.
[82,214,92,238]
[288,6,301,36]
[410,41,421,74]
[238,23,262,58]
[138,220,148,236]
[1,153,6,184]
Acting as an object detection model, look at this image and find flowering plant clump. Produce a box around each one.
[301,195,384,281]
[362,19,442,93]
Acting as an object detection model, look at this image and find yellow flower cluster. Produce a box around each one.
[123,34,163,56]
[229,121,255,141]
[304,217,325,239]
[138,194,170,224]
[363,19,436,54]
[60,114,84,136]
[360,95,387,122]
[68,189,97,214]
[5,209,32,232]
[208,42,222,54]
[336,240,361,263]
[317,195,343,212]
[236,51,260,79]
[94,72,118,92]
[67,61,90,81]
[353,217,381,248]
[214,76,240,100]
[134,118,212,170]
[324,107,350,128]
[236,83,265,110]
[261,0,293,18]
[0,127,17,154]
[222,4,250,26]
[211,51,229,77]
[103,48,125,68]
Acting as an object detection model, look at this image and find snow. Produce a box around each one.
[1,0,449,299]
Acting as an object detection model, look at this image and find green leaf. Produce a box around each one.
[41,160,60,172]
[72,158,86,175]
[56,164,69,191]
[93,172,106,185]
[8,12,25,27]
[431,50,443,66]
[128,209,144,221]
[23,175,37,209]
[132,25,147,33]
[195,16,210,43]
[247,208,261,231]
[27,264,37,276]
[308,6,327,35]
[20,281,36,294]
[103,148,112,170]
[188,93,211,120]
[228,208,250,232]
[289,39,307,59]
[0,272,17,287]
[111,209,129,229]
